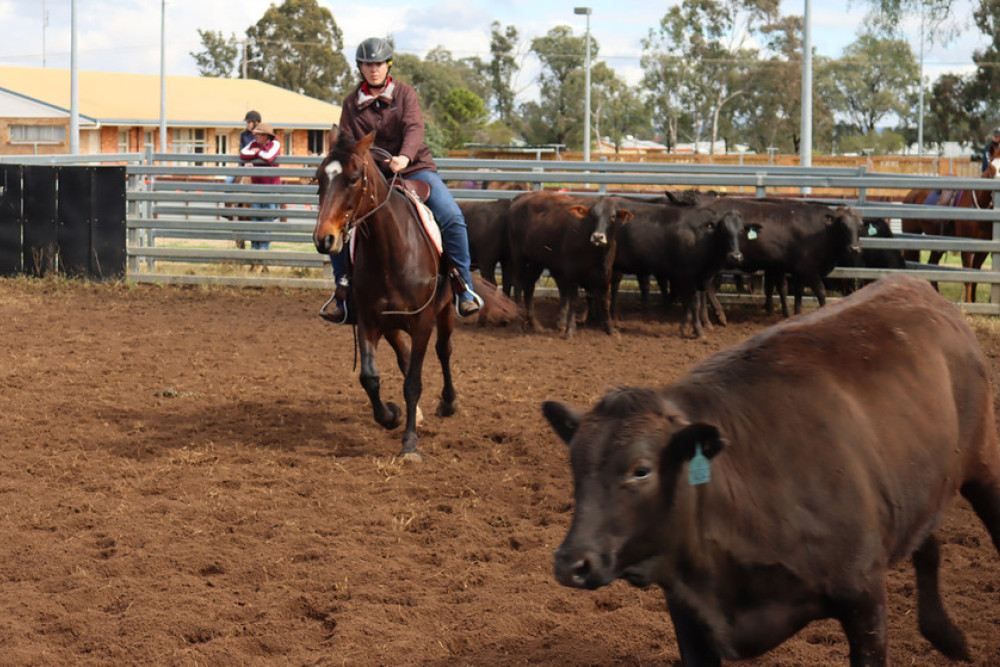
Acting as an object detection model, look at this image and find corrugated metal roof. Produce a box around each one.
[0,66,341,129]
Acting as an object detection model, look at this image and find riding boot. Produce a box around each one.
[437,214,482,317]
[319,275,352,324]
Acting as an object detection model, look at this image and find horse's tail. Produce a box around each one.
[471,275,523,325]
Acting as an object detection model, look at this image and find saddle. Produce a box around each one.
[397,179,431,203]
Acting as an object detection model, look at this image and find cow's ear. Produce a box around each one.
[616,209,634,223]
[567,205,590,219]
[542,400,583,445]
[665,422,725,465]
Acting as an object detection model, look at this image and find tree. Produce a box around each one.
[439,88,488,148]
[240,0,351,102]
[488,22,521,127]
[642,0,781,153]
[391,47,490,139]
[590,63,650,153]
[190,30,242,78]
[819,32,919,134]
[527,25,593,148]
[965,0,1000,139]
[924,72,977,146]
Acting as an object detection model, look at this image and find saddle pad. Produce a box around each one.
[349,187,443,262]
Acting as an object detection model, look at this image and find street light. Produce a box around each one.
[574,7,592,162]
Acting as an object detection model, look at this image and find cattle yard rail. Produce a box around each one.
[3,150,1000,314]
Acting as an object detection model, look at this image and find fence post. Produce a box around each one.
[598,156,608,195]
[993,191,1000,306]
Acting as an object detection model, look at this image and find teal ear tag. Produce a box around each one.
[867,224,877,236]
[747,228,758,240]
[688,443,711,486]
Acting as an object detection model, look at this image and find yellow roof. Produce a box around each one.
[0,65,341,130]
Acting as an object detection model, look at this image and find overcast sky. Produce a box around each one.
[0,0,989,102]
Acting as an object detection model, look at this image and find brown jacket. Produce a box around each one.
[338,78,436,178]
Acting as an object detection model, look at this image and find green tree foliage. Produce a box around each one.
[924,73,978,145]
[525,25,593,149]
[964,0,1000,139]
[196,0,351,102]
[190,30,242,78]
[489,22,521,127]
[591,63,650,152]
[819,32,919,133]
[642,0,780,153]
[440,88,488,148]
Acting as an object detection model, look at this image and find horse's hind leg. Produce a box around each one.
[912,534,970,660]
[435,307,457,418]
[358,335,402,432]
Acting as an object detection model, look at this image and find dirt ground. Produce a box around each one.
[1,278,999,666]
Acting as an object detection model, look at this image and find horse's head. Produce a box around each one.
[312,129,379,255]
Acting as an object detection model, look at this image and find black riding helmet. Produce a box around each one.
[244,110,261,123]
[356,37,393,65]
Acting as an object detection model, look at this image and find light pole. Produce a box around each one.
[574,7,592,162]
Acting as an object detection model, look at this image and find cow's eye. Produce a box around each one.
[628,465,653,482]
[705,222,715,231]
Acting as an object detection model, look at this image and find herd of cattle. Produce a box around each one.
[460,190,907,337]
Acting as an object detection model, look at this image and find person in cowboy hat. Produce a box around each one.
[240,122,282,251]
[320,36,483,324]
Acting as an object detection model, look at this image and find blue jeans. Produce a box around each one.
[250,202,278,250]
[407,170,476,301]
[329,171,477,301]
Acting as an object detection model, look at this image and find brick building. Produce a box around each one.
[0,65,341,158]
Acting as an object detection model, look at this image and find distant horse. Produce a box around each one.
[901,157,1000,302]
[312,127,518,461]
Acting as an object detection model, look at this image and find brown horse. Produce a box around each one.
[901,159,999,302]
[312,128,517,461]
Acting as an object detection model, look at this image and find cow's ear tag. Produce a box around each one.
[867,224,877,236]
[688,443,711,486]
[747,228,758,240]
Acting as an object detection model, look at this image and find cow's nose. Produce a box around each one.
[554,547,604,589]
[728,251,744,265]
[590,232,607,246]
[849,244,862,254]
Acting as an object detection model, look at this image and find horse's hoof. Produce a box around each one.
[398,450,423,464]
[437,400,456,418]
[382,402,402,430]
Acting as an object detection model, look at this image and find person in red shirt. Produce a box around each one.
[322,37,483,324]
[240,122,282,251]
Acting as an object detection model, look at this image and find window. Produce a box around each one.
[118,129,130,152]
[142,130,155,151]
[10,124,66,143]
[215,134,228,154]
[308,129,325,155]
[172,128,207,154]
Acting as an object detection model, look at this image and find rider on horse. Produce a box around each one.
[982,128,1000,174]
[321,37,484,324]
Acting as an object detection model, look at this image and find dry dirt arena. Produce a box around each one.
[2,278,1000,666]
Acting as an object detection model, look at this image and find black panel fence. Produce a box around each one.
[0,164,126,280]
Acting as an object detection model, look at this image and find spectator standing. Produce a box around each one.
[240,122,282,252]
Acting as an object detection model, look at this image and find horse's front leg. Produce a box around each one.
[398,318,434,461]
[358,331,402,432]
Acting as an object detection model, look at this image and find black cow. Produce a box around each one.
[508,192,632,338]
[544,274,1000,666]
[609,197,745,338]
[827,217,907,295]
[666,192,862,317]
[459,199,512,297]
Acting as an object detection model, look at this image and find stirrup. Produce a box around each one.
[455,291,484,318]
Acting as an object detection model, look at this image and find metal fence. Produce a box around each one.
[4,148,1000,314]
